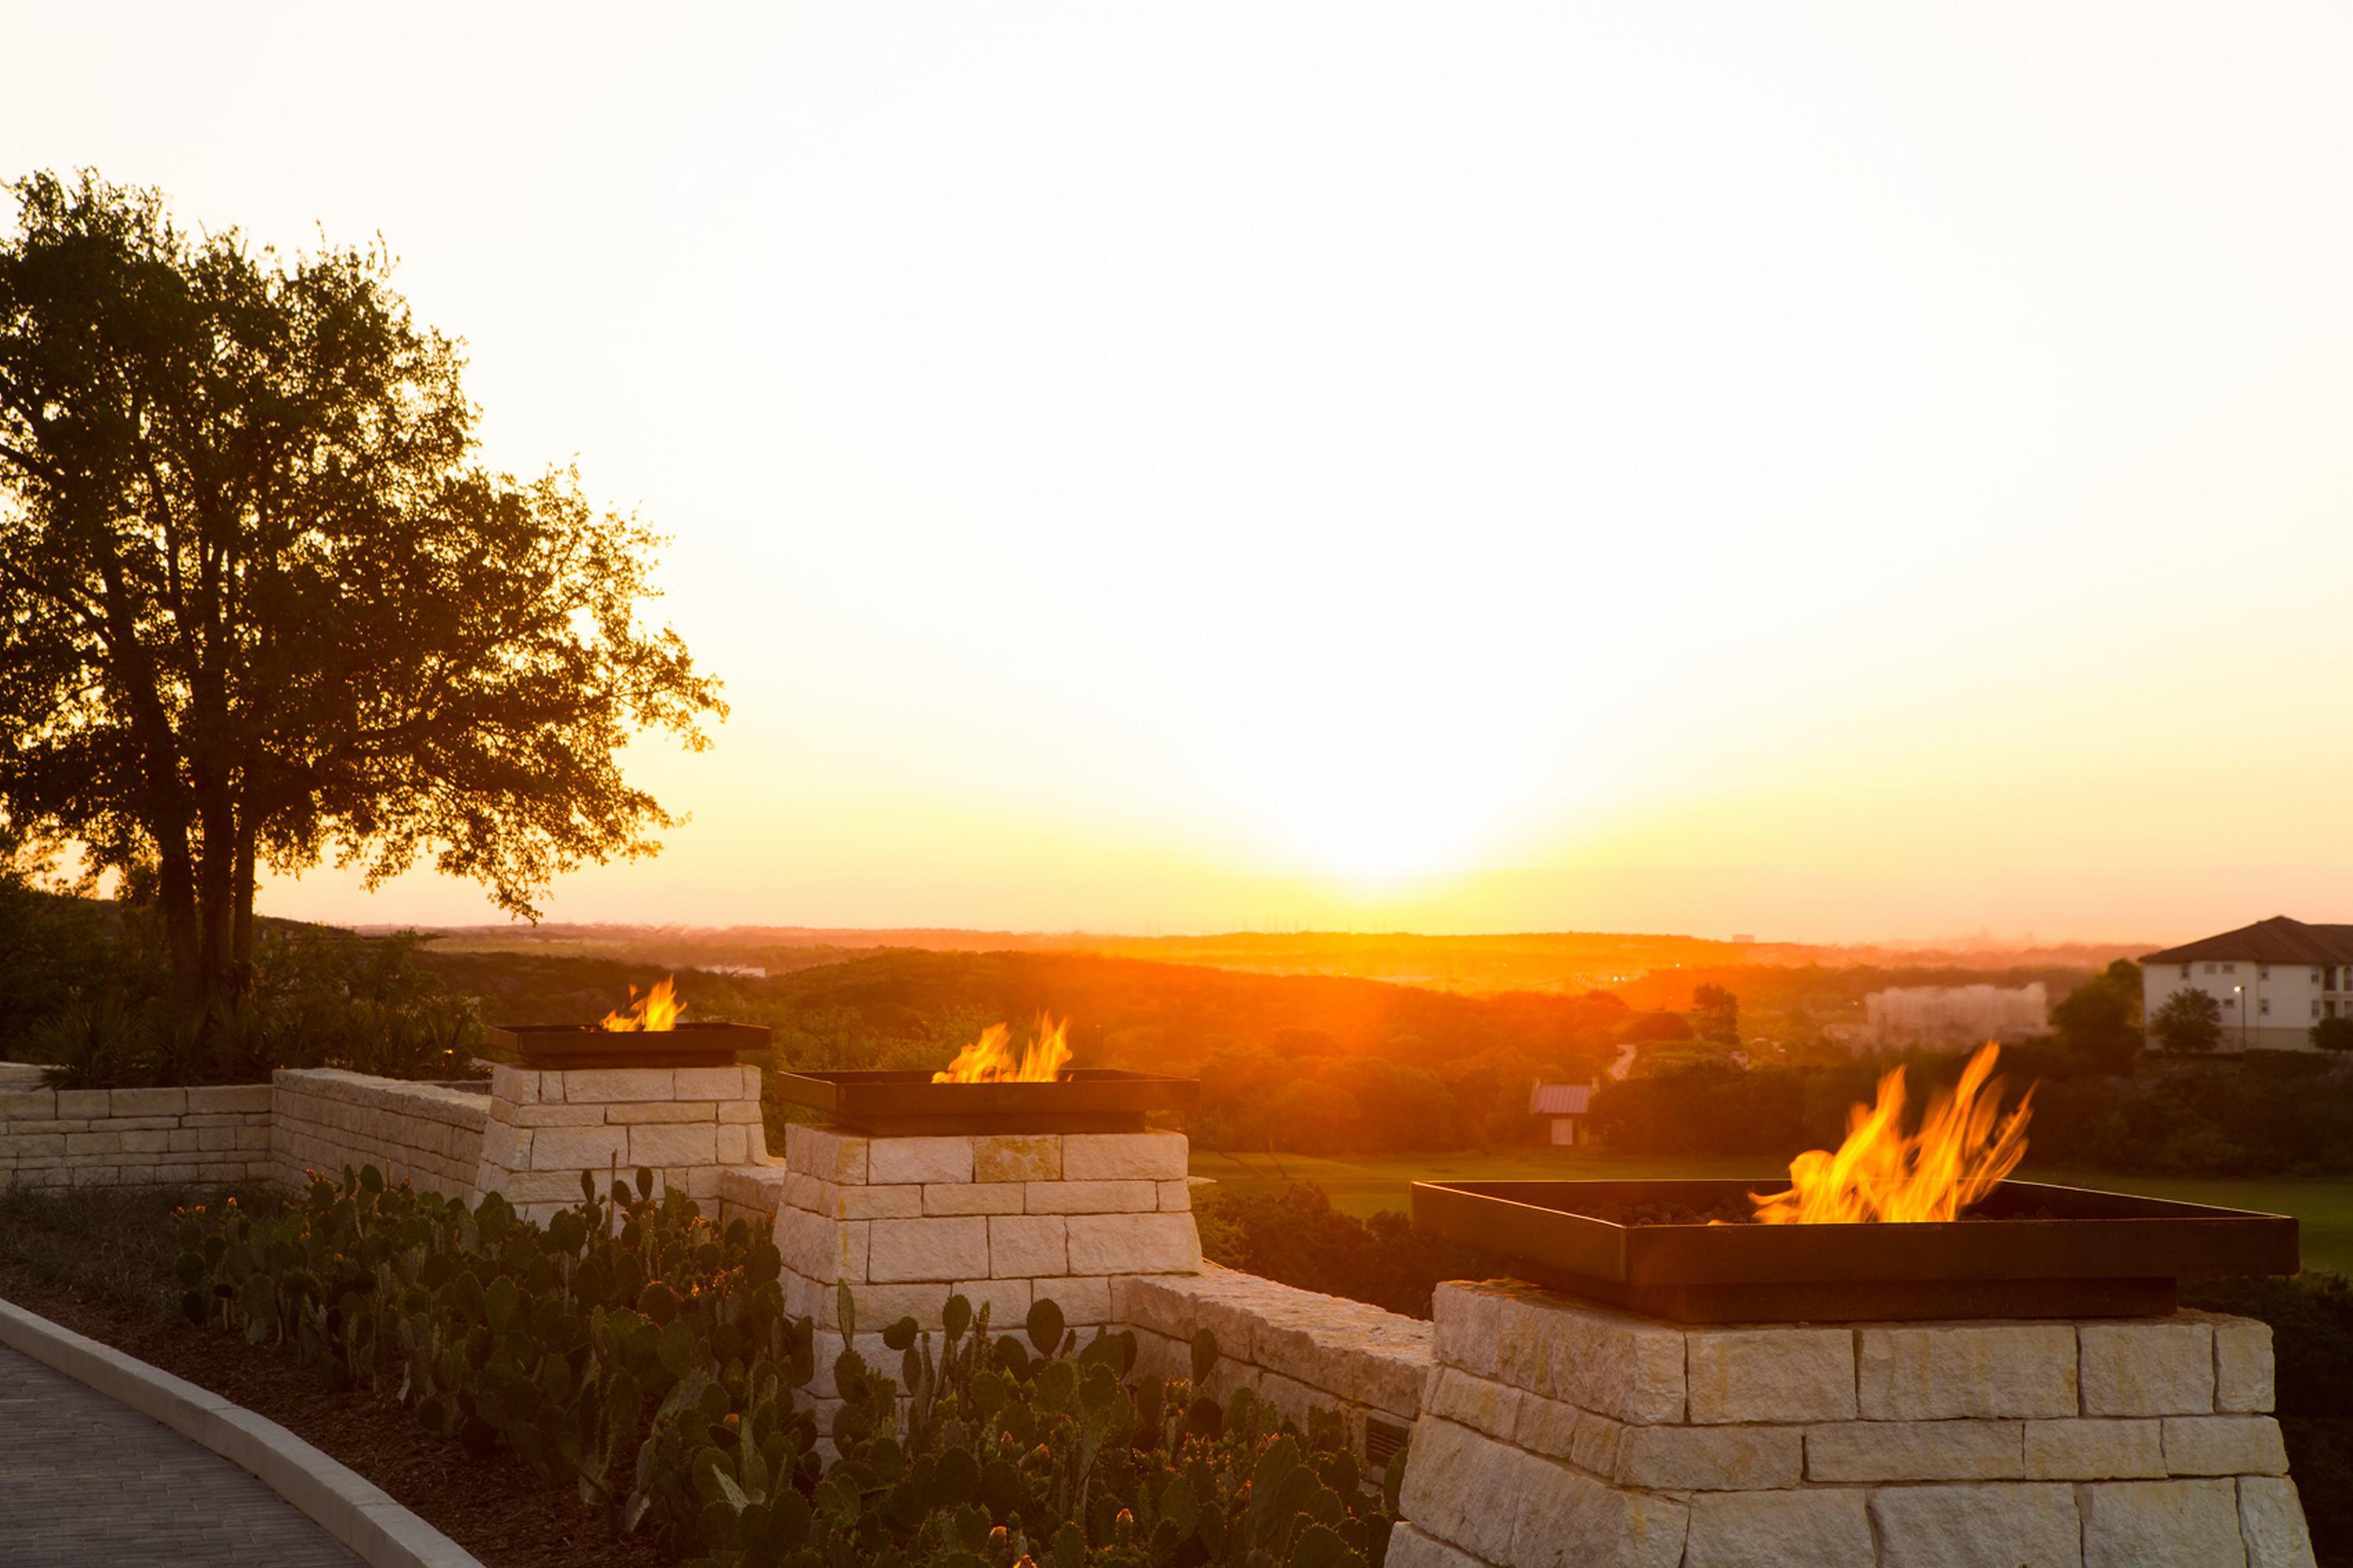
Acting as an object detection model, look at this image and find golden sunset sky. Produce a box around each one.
[9,5,2352,942]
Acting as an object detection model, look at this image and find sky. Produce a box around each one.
[7,3,2352,944]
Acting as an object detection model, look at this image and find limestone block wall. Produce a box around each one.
[1117,1264,1432,1459]
[270,1069,489,1200]
[718,1161,788,1231]
[0,1082,274,1190]
[1389,1280,2318,1568]
[776,1124,1202,1414]
[476,1064,766,1225]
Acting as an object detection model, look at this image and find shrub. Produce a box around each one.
[1195,1183,1493,1319]
[179,1166,1401,1567]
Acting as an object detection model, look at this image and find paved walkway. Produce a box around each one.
[0,1341,362,1566]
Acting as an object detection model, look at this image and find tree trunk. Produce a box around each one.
[230,815,257,1002]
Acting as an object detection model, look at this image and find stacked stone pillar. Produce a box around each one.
[1390,1281,2317,1568]
[775,1124,1201,1420]
[478,1063,767,1224]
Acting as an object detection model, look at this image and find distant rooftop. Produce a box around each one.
[2142,915,2353,966]
[1529,1083,1591,1115]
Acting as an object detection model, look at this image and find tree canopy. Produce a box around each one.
[0,171,723,1012]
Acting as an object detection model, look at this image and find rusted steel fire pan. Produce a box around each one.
[489,1022,771,1070]
[1409,1178,2299,1323]
[770,1068,1199,1137]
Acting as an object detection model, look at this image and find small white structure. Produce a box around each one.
[1529,1082,1591,1145]
[2143,915,2353,1052]
[1861,984,2048,1049]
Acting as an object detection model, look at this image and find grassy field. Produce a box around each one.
[1188,1147,2353,1278]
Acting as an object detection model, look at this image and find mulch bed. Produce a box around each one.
[0,1257,673,1568]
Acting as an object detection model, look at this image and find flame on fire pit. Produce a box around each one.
[598,975,683,1032]
[933,1015,1073,1083]
[1753,1041,2031,1224]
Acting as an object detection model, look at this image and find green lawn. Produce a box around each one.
[1187,1147,2353,1278]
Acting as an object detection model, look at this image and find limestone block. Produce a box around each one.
[787,1126,870,1184]
[0,1134,64,1159]
[2213,1319,2277,1413]
[742,1125,767,1164]
[1157,1179,1192,1211]
[1682,1489,1873,1568]
[56,1090,110,1119]
[1511,1393,1587,1464]
[718,1101,764,1124]
[118,1130,173,1154]
[867,1215,991,1282]
[988,1214,1069,1277]
[975,1133,1060,1183]
[67,1132,123,1155]
[1432,1282,1505,1378]
[1868,1483,2083,1568]
[1686,1326,1856,1424]
[186,1085,273,1114]
[715,1123,751,1165]
[1061,1131,1187,1181]
[107,1087,187,1117]
[838,1184,924,1220]
[778,1207,867,1282]
[1357,1327,1438,1417]
[1065,1212,1202,1276]
[818,1282,963,1333]
[674,1066,744,1100]
[677,1164,724,1199]
[1517,1450,1690,1568]
[485,1169,598,1203]
[489,1065,540,1105]
[515,1104,607,1129]
[1424,1367,1522,1442]
[951,1277,1033,1331]
[2023,1417,2166,1479]
[526,1125,627,1170]
[0,1090,56,1119]
[1859,1323,2078,1420]
[1256,1370,1323,1428]
[619,1101,720,1123]
[1620,1424,1805,1491]
[867,1136,974,1186]
[1024,1178,1157,1213]
[168,1130,200,1154]
[2079,1478,2245,1568]
[1518,1293,1686,1425]
[630,1122,717,1166]
[924,1182,1025,1216]
[2238,1477,2318,1568]
[1049,1274,1112,1326]
[2081,1321,2216,1417]
[2162,1415,2288,1476]
[1384,1523,1489,1568]
[1806,1418,2020,1482]
[1398,1418,1540,1564]
[560,1068,675,1104]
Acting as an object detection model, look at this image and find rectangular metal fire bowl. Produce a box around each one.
[489,1022,772,1070]
[1409,1178,2300,1323]
[770,1068,1199,1137]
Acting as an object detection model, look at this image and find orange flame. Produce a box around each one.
[1753,1042,2032,1224]
[933,1015,1074,1083]
[598,975,683,1032]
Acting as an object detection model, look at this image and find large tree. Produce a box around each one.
[0,172,724,1013]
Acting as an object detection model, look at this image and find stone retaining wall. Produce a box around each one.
[475,1064,766,1224]
[269,1069,489,1200]
[1117,1264,1432,1460]
[776,1124,1204,1419]
[1390,1279,2317,1568]
[0,1082,274,1190]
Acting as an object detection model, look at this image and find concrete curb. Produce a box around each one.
[0,1294,482,1568]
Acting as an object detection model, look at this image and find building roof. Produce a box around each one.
[2141,916,2353,966]
[1529,1083,1591,1116]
